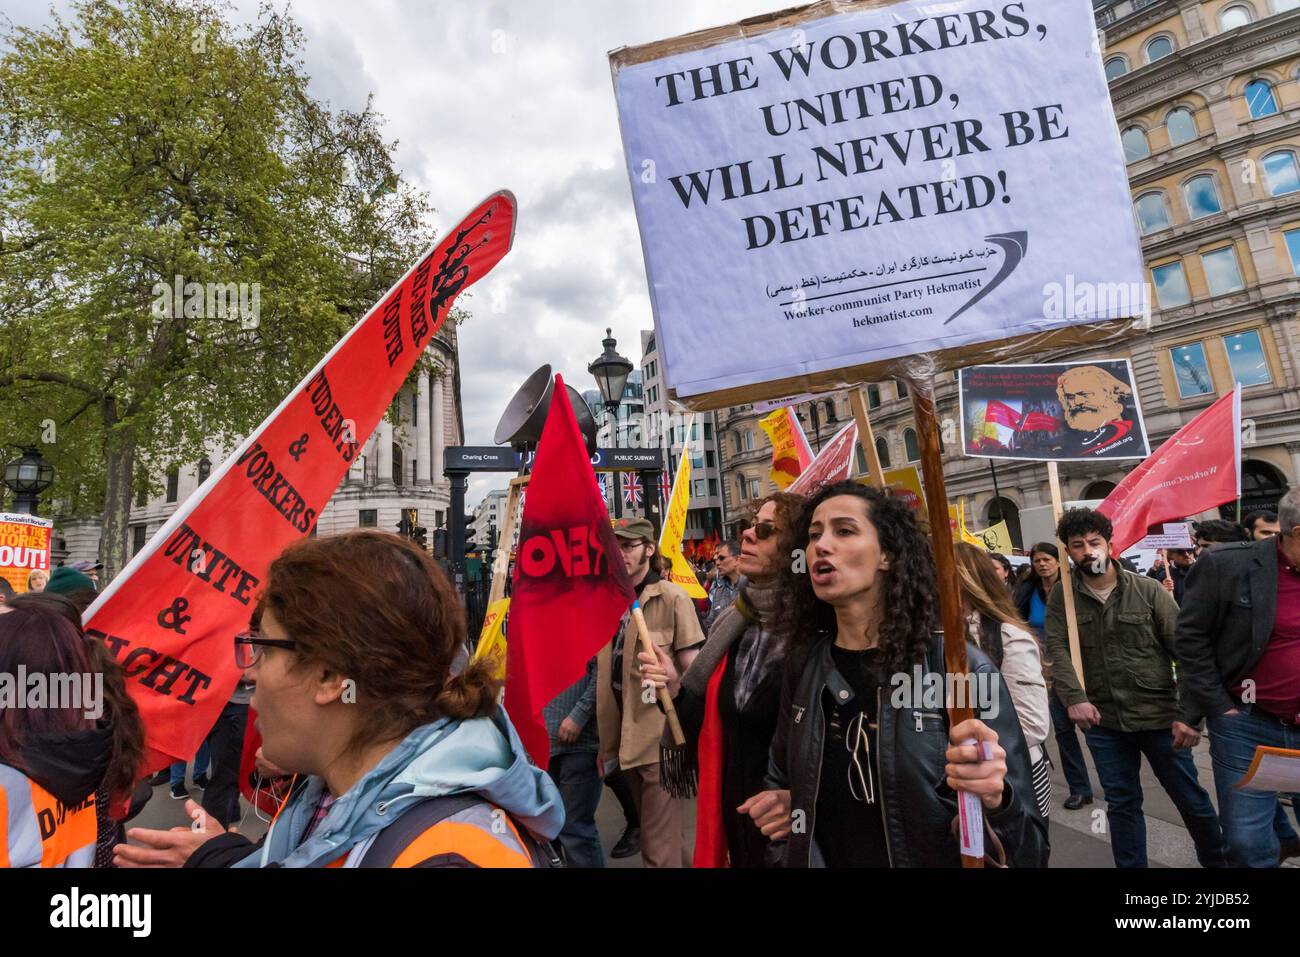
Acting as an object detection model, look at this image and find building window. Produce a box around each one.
[359,509,377,527]
[705,450,716,468]
[136,483,147,508]
[1201,247,1245,296]
[867,384,881,409]
[1171,343,1215,398]
[733,432,743,455]
[1183,174,1222,220]
[1284,228,1300,275]
[1104,56,1128,81]
[392,443,404,487]
[1262,151,1300,196]
[748,478,761,498]
[1245,80,1279,119]
[1151,261,1192,309]
[903,428,920,462]
[737,478,747,501]
[744,430,755,451]
[703,422,712,440]
[1166,107,1197,146]
[708,478,718,497]
[1134,192,1171,234]
[1223,330,1272,387]
[1219,5,1254,30]
[165,469,179,503]
[1144,36,1174,63]
[875,436,892,469]
[1121,127,1150,163]
[895,381,908,400]
[131,524,147,556]
[197,457,211,484]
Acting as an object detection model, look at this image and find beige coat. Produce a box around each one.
[597,579,705,770]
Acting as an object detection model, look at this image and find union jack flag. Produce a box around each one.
[659,467,671,504]
[622,473,643,507]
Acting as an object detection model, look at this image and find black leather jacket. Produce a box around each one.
[764,633,1049,867]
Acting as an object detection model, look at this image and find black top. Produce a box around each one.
[815,645,889,867]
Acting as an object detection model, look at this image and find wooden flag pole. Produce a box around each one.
[908,375,983,868]
[1046,461,1085,695]
[850,388,887,488]
[631,602,685,745]
[486,475,529,607]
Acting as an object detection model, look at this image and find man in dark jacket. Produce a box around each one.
[1176,488,1300,867]
[1044,508,1225,868]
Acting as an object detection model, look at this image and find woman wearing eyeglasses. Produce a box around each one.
[953,543,1051,820]
[742,481,1048,867]
[116,530,564,868]
[639,493,801,867]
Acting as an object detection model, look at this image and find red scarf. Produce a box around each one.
[692,651,730,868]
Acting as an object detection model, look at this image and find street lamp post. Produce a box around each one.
[3,446,54,515]
[589,328,633,521]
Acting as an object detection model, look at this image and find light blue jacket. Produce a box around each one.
[234,708,563,868]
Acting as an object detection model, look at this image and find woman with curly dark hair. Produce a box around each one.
[741,480,1049,867]
[639,491,802,867]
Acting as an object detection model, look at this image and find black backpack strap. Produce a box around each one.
[358,794,484,868]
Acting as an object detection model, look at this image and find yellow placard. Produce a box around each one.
[974,520,1015,554]
[473,597,511,681]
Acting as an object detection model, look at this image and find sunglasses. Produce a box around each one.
[742,519,780,541]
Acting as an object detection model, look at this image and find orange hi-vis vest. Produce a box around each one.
[0,764,98,868]
[323,800,536,868]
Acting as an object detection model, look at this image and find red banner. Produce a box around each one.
[83,193,517,771]
[506,375,634,769]
[1098,387,1240,555]
[789,421,859,495]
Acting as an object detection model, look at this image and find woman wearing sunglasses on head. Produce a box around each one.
[639,493,802,867]
[741,481,1049,867]
[115,530,563,868]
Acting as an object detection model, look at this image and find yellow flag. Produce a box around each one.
[758,407,811,490]
[954,499,984,547]
[472,597,510,681]
[658,431,708,600]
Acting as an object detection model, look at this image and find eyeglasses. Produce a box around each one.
[234,632,297,669]
[742,519,780,541]
[844,710,876,804]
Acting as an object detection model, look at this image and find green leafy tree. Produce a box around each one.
[0,0,444,576]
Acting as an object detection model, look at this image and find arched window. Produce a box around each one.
[1219,5,1254,30]
[903,428,920,462]
[197,457,211,484]
[985,498,1022,551]
[1122,127,1150,162]
[875,436,892,470]
[1245,80,1279,118]
[1262,150,1300,196]
[1145,36,1175,63]
[1221,460,1289,519]
[1104,56,1129,81]
[1166,107,1197,146]
[1134,192,1171,234]
[1183,174,1222,219]
[1082,481,1117,500]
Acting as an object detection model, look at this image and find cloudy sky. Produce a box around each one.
[8,0,777,505]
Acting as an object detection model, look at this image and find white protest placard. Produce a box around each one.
[1134,523,1195,551]
[611,0,1144,406]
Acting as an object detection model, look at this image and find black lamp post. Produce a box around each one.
[3,446,54,515]
[589,328,633,520]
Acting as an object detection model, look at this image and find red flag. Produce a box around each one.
[1019,410,1060,432]
[507,374,635,768]
[1098,387,1241,555]
[789,421,859,495]
[984,400,1021,429]
[82,193,517,772]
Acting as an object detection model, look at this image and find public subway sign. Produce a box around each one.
[610,0,1144,408]
[0,512,53,593]
[84,192,517,770]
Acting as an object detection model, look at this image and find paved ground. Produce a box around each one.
[131,729,1297,868]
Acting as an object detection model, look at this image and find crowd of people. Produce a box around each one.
[1,485,1297,869]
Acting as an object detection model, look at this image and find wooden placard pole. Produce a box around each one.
[850,388,887,488]
[486,474,529,607]
[908,375,983,868]
[1046,461,1086,695]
